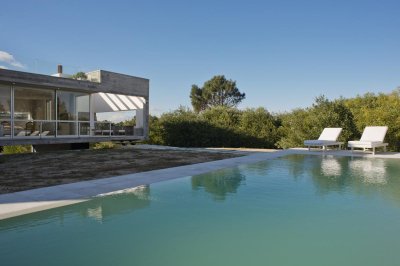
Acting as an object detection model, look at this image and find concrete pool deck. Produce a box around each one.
[1,147,400,220]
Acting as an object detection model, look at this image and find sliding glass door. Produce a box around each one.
[0,84,91,139]
[13,86,55,137]
[57,91,89,136]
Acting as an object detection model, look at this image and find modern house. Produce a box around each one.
[0,66,149,150]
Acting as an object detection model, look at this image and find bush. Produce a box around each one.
[277,96,358,149]
[239,108,280,148]
[201,106,241,129]
[2,145,32,154]
[148,116,164,145]
[344,90,400,151]
[148,106,279,148]
[92,142,116,150]
[145,90,400,151]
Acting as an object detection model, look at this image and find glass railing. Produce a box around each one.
[93,122,136,136]
[57,121,78,137]
[0,120,143,139]
[14,120,56,137]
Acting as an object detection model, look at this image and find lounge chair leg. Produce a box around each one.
[308,146,310,151]
[351,147,354,153]
[373,147,375,155]
[384,146,387,152]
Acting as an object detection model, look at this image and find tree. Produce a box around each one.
[190,75,245,112]
[191,168,245,201]
[71,72,88,80]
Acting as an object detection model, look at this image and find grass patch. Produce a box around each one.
[92,142,116,150]
[2,145,32,155]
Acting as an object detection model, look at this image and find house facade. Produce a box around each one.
[0,67,149,149]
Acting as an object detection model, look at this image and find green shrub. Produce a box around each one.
[239,108,280,148]
[277,96,358,149]
[201,106,241,129]
[148,106,279,148]
[148,116,164,145]
[344,90,400,151]
[2,145,32,154]
[92,142,116,150]
[144,90,400,151]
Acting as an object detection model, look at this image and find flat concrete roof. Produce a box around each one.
[1,147,400,220]
[0,69,149,97]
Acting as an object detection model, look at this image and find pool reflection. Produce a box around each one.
[321,156,342,177]
[191,168,245,201]
[348,159,387,184]
[0,185,151,230]
[282,155,400,205]
[86,185,151,222]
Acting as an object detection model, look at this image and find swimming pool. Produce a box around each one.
[1,154,400,266]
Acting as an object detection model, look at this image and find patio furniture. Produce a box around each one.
[16,130,29,136]
[347,126,388,155]
[304,128,344,151]
[40,131,50,136]
[30,131,40,136]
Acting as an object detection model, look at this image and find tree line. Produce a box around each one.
[148,75,400,151]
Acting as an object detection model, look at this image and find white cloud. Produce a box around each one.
[0,65,8,69]
[0,51,25,68]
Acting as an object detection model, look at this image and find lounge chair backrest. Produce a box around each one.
[360,126,388,142]
[30,131,40,136]
[16,130,28,136]
[318,128,342,141]
[41,131,50,136]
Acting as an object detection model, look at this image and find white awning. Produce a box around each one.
[93,93,145,112]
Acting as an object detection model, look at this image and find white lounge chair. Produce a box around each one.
[15,130,28,136]
[29,131,40,136]
[40,131,50,136]
[304,128,343,151]
[348,126,388,155]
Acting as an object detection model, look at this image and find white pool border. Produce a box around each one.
[1,148,400,220]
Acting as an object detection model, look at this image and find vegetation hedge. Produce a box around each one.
[149,106,280,148]
[2,90,400,154]
[148,90,400,151]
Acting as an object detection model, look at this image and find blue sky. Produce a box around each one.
[1,0,399,115]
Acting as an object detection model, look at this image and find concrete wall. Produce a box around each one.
[100,71,149,97]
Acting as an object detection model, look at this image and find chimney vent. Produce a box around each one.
[57,64,63,74]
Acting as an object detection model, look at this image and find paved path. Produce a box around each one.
[1,148,399,220]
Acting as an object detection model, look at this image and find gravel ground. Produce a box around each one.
[0,147,242,194]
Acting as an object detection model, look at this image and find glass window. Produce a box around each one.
[13,86,55,137]
[0,84,11,137]
[0,84,11,120]
[57,91,89,121]
[57,91,89,136]
[14,86,55,120]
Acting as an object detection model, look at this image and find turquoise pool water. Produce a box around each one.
[1,154,400,266]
